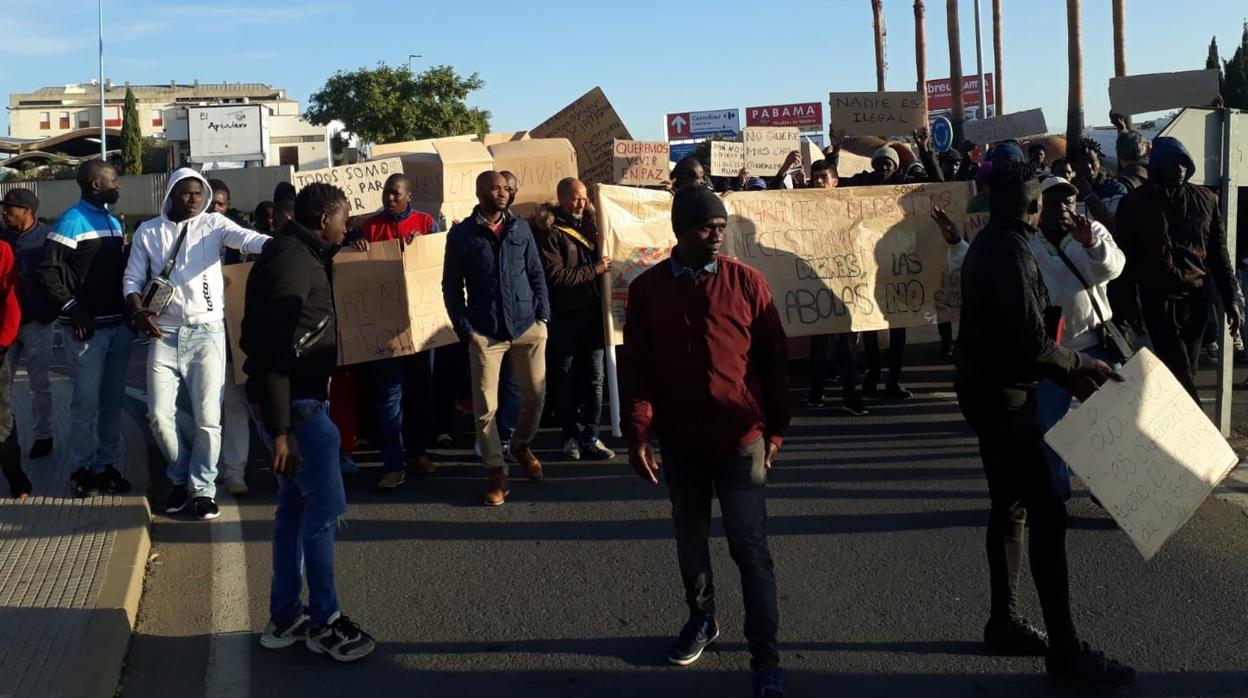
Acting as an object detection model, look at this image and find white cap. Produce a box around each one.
[1039,175,1079,197]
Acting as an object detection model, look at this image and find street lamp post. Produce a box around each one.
[408,53,422,70]
[98,0,105,160]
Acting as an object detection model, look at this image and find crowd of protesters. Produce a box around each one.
[0,105,1240,694]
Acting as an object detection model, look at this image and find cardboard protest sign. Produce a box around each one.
[834,149,876,179]
[800,137,824,174]
[292,158,404,216]
[742,127,801,175]
[710,141,745,178]
[487,138,578,218]
[1044,349,1239,560]
[403,141,494,228]
[531,87,632,185]
[333,236,458,365]
[1109,69,1221,116]
[963,108,1048,145]
[480,131,530,145]
[222,262,252,384]
[828,91,926,137]
[595,185,677,345]
[612,140,670,186]
[596,182,984,344]
[371,134,478,158]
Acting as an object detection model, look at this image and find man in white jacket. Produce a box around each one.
[124,168,270,520]
[940,175,1125,500]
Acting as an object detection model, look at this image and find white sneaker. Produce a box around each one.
[562,437,582,461]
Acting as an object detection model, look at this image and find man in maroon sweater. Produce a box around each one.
[619,185,790,698]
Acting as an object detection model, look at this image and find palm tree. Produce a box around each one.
[873,0,888,91]
[947,0,964,142]
[1112,0,1127,77]
[992,0,1004,114]
[1066,0,1084,143]
[915,1,928,112]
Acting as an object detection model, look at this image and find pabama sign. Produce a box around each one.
[745,102,823,129]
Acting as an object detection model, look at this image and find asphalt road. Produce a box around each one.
[118,342,1248,698]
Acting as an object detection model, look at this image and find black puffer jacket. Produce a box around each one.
[955,216,1094,392]
[532,203,602,315]
[242,220,338,436]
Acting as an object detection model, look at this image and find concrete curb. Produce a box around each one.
[61,406,153,698]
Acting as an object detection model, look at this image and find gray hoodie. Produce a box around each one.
[123,168,269,326]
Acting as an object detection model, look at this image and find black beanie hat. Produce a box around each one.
[671,185,727,235]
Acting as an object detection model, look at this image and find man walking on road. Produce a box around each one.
[533,177,614,461]
[954,161,1134,689]
[443,171,550,506]
[244,182,375,662]
[35,159,133,498]
[124,169,270,520]
[619,185,790,698]
[1,189,56,459]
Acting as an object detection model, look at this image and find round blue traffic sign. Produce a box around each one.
[930,116,954,152]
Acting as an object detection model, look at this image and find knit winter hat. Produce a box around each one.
[671,185,727,235]
[872,146,900,169]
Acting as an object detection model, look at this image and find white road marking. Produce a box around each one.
[204,496,252,698]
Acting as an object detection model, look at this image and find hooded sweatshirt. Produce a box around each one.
[1116,137,1238,310]
[123,168,269,327]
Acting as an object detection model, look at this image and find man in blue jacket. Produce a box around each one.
[442,170,551,506]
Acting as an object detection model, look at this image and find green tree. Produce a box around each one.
[119,87,143,175]
[305,63,491,145]
[1224,23,1248,110]
[1206,36,1224,93]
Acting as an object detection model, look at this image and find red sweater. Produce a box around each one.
[359,208,438,243]
[0,243,20,347]
[619,255,789,456]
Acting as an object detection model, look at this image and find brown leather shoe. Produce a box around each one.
[484,467,510,506]
[407,455,436,475]
[509,444,544,481]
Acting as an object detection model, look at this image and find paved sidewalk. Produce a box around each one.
[0,369,151,698]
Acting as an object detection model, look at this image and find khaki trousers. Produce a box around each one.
[467,322,548,469]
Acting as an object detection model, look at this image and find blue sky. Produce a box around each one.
[1,0,1244,140]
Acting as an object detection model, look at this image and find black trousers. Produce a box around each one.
[1139,289,1208,401]
[863,328,907,382]
[663,438,780,671]
[955,381,1078,649]
[0,354,30,497]
[808,333,858,402]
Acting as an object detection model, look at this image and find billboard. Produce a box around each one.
[665,109,741,140]
[745,102,823,129]
[188,104,269,163]
[926,74,995,112]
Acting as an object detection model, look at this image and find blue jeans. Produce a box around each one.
[147,321,227,498]
[374,352,432,472]
[1036,345,1114,500]
[65,324,135,473]
[551,309,605,441]
[270,400,347,627]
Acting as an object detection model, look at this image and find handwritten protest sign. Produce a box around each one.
[402,233,459,353]
[596,183,984,344]
[613,140,670,186]
[710,141,745,178]
[292,158,404,216]
[531,87,632,185]
[742,127,801,174]
[488,138,578,218]
[1044,349,1239,560]
[1109,69,1221,116]
[963,108,1048,145]
[800,138,824,174]
[332,241,415,365]
[403,141,493,227]
[221,262,252,384]
[828,91,926,137]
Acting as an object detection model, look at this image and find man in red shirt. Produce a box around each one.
[357,174,439,489]
[0,240,31,498]
[619,185,789,698]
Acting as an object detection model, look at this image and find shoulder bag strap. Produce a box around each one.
[158,222,190,280]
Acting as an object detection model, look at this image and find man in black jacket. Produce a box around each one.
[534,177,614,461]
[956,162,1134,689]
[244,182,375,663]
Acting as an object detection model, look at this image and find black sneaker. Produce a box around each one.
[752,667,785,698]
[841,398,870,417]
[1046,641,1136,688]
[884,382,913,400]
[668,615,719,666]
[260,613,311,649]
[984,617,1048,656]
[306,613,376,662]
[70,467,99,498]
[28,438,52,459]
[96,466,132,495]
[193,496,220,521]
[164,485,190,514]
